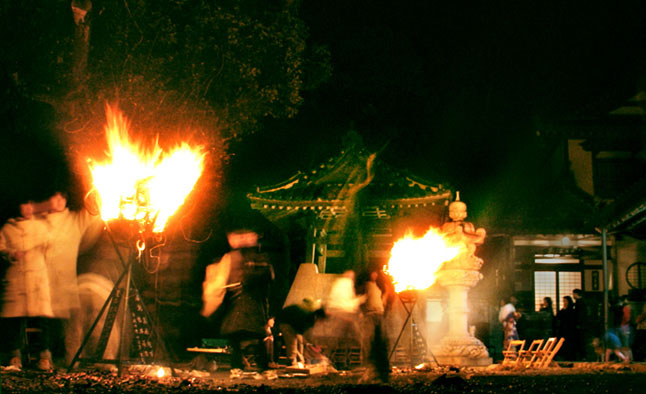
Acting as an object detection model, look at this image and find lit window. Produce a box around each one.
[533,271,582,311]
[558,272,582,310]
[534,271,556,312]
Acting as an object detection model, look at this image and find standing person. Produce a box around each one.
[202,229,274,376]
[264,317,277,368]
[572,289,589,361]
[555,296,577,360]
[539,297,555,338]
[0,205,55,371]
[499,295,520,350]
[326,270,364,367]
[39,194,103,367]
[358,270,390,383]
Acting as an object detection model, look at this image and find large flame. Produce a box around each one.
[384,227,465,293]
[89,105,205,233]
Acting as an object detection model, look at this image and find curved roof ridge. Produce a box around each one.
[247,130,452,208]
[255,172,303,193]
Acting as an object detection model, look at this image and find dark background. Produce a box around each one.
[228,1,646,221]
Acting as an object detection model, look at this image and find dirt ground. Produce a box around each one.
[2,362,646,394]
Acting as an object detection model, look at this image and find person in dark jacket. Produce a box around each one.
[572,289,590,360]
[555,296,577,360]
[216,230,274,372]
[539,296,555,338]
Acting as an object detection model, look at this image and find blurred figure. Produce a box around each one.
[539,297,555,338]
[556,296,576,360]
[499,295,520,350]
[327,270,364,314]
[264,317,277,368]
[326,270,364,367]
[610,295,634,362]
[602,326,631,362]
[358,270,390,383]
[0,98,103,370]
[39,194,103,367]
[201,229,275,374]
[572,289,590,361]
[1,191,101,371]
[1,205,54,371]
[277,298,326,367]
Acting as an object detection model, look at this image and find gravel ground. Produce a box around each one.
[2,363,646,393]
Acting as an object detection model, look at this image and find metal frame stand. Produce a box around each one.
[388,291,439,366]
[67,227,174,375]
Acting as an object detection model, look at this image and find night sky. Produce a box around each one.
[228,2,646,220]
[2,2,646,226]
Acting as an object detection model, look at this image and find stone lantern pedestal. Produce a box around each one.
[433,265,492,366]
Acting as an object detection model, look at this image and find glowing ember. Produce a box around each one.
[384,227,465,293]
[156,367,165,378]
[89,105,205,233]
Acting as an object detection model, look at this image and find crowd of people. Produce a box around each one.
[500,289,646,363]
[201,240,394,382]
[1,182,394,382]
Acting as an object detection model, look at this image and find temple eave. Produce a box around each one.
[246,193,452,210]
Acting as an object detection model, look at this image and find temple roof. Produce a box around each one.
[247,134,452,213]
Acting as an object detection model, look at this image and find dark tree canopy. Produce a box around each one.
[0,0,329,215]
[1,0,328,141]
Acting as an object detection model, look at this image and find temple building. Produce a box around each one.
[245,133,460,366]
[246,132,453,275]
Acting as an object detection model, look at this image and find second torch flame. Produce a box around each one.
[89,105,206,233]
[384,227,466,293]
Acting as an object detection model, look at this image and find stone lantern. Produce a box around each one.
[433,194,492,366]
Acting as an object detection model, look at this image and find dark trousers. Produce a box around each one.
[227,332,268,371]
[361,313,390,382]
[1,317,51,357]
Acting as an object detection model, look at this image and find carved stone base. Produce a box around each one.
[432,335,492,366]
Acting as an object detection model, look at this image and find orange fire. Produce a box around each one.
[89,105,206,233]
[384,227,466,293]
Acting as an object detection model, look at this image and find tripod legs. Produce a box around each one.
[67,261,131,371]
[387,295,439,366]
